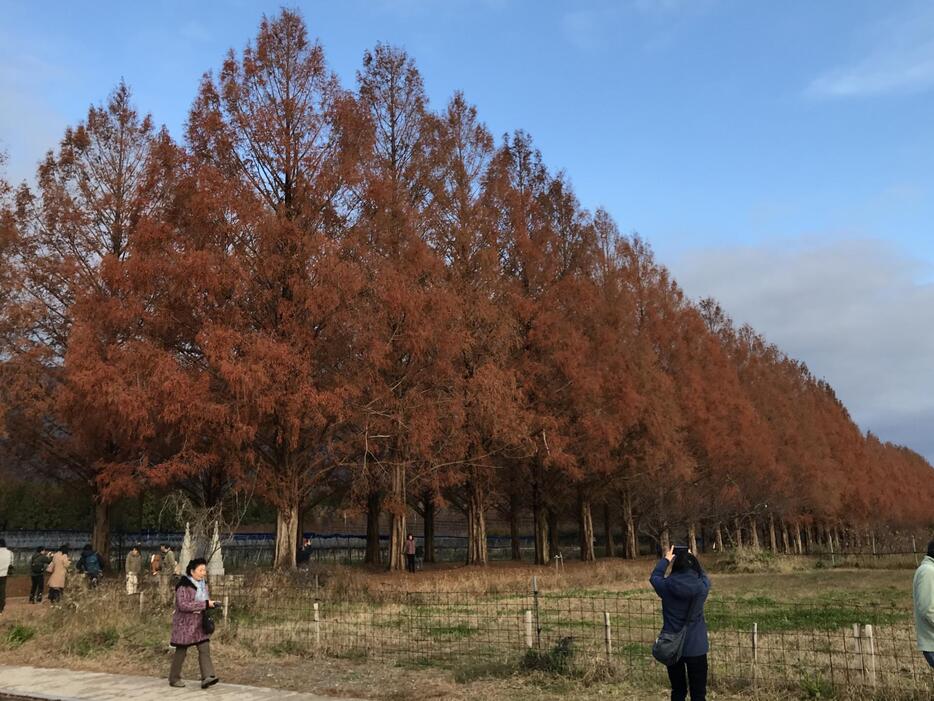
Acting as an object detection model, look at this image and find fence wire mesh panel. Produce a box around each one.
[74,575,934,699]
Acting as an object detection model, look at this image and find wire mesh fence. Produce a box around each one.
[105,576,930,699]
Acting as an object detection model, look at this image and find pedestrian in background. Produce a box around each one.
[77,544,105,588]
[48,545,70,604]
[405,534,417,573]
[29,546,52,603]
[126,544,142,595]
[0,538,13,614]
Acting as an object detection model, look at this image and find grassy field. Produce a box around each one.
[0,555,930,700]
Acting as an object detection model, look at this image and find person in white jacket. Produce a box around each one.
[0,538,13,614]
[913,539,934,669]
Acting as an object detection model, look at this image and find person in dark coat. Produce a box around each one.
[168,558,219,689]
[29,547,52,603]
[650,545,711,701]
[76,544,104,588]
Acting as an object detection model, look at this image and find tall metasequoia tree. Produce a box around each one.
[186,9,367,569]
[423,93,525,565]
[352,44,461,571]
[9,84,174,560]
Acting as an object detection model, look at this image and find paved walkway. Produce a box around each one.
[0,665,366,701]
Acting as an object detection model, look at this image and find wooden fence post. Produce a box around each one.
[138,590,145,615]
[862,624,875,689]
[852,623,862,681]
[752,622,758,682]
[913,536,919,565]
[604,611,612,660]
[223,594,229,625]
[524,610,534,649]
[313,602,321,647]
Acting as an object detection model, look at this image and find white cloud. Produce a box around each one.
[669,237,934,462]
[808,5,934,98]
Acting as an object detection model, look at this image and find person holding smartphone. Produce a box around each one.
[650,544,711,701]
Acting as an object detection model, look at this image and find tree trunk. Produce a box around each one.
[388,463,406,572]
[92,499,112,564]
[547,508,559,561]
[660,528,671,552]
[805,523,815,555]
[715,523,724,552]
[603,503,615,558]
[734,517,744,549]
[466,478,488,566]
[689,523,698,553]
[768,514,777,552]
[623,491,637,559]
[365,490,382,565]
[781,519,791,553]
[578,493,595,562]
[749,516,760,550]
[794,521,804,555]
[295,501,306,564]
[509,491,522,561]
[533,480,548,565]
[423,492,435,564]
[274,501,299,570]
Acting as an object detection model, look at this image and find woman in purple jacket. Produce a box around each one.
[168,558,219,689]
[650,545,711,701]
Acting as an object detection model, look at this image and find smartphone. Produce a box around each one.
[673,545,689,554]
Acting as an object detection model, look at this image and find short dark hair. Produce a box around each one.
[927,540,934,559]
[0,538,6,547]
[186,558,208,575]
[60,544,70,554]
[131,544,141,552]
[672,549,705,577]
[36,546,45,553]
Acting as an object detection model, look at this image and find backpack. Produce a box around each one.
[30,554,48,576]
[84,552,102,575]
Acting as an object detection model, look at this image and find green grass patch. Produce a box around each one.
[5,624,36,648]
[428,623,478,640]
[705,602,908,632]
[270,639,309,656]
[69,628,120,657]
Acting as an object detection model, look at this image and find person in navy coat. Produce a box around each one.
[650,545,711,701]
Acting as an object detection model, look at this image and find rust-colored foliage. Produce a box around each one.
[1,10,931,568]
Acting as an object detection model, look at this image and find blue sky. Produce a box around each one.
[2,0,933,461]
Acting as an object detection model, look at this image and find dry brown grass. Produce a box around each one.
[0,561,930,701]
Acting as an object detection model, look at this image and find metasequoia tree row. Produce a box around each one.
[1,10,931,568]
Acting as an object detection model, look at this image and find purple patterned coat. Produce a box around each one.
[170,578,210,647]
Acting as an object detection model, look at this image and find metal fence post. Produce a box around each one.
[531,576,541,649]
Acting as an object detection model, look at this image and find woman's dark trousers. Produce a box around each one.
[667,654,707,701]
[406,554,416,573]
[30,575,45,602]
